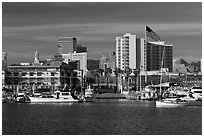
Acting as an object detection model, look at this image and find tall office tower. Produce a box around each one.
[58,37,77,54]
[146,41,173,72]
[144,26,173,72]
[115,33,144,70]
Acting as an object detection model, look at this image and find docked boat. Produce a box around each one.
[29,93,79,103]
[84,85,95,102]
[15,93,31,103]
[156,98,187,108]
[191,86,202,100]
[156,48,187,108]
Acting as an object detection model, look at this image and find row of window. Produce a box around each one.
[8,68,60,72]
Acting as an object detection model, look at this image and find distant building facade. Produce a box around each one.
[115,33,173,72]
[62,52,87,73]
[74,44,87,53]
[146,41,173,72]
[2,52,7,86]
[99,55,108,70]
[115,33,144,70]
[58,37,77,54]
[2,51,7,71]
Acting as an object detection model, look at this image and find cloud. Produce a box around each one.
[2,2,202,64]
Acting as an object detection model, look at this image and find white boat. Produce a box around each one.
[156,49,187,108]
[29,94,78,103]
[156,98,187,108]
[156,100,186,108]
[84,85,95,102]
[191,86,202,100]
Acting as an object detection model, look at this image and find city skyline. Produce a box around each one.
[2,2,202,64]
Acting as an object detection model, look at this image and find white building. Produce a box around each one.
[62,52,87,73]
[115,33,145,70]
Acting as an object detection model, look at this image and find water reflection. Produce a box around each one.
[2,100,202,135]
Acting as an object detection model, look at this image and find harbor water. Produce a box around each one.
[2,100,202,135]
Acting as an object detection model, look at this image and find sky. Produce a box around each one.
[2,2,202,64]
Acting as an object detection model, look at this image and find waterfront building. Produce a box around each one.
[5,52,80,94]
[5,61,79,94]
[58,37,77,54]
[115,33,144,70]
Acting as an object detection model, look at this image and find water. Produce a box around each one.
[2,100,202,135]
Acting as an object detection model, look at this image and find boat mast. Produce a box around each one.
[159,47,165,100]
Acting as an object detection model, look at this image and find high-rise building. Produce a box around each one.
[115,33,144,70]
[58,37,77,54]
[115,33,173,72]
[146,41,173,72]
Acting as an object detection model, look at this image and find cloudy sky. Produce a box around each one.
[2,2,202,64]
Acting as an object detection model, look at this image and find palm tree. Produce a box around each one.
[133,68,140,91]
[114,67,120,93]
[105,68,112,93]
[124,67,132,92]
[93,70,100,94]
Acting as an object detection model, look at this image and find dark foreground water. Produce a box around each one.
[2,100,202,135]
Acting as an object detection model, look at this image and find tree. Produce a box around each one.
[114,68,121,93]
[133,68,140,91]
[124,67,132,92]
[92,70,100,94]
[105,68,112,93]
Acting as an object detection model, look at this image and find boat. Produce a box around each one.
[29,93,79,103]
[16,93,31,103]
[190,86,202,101]
[84,85,95,102]
[180,95,202,106]
[156,98,187,108]
[156,49,187,108]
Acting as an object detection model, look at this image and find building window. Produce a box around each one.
[51,72,55,76]
[14,73,18,76]
[22,73,27,76]
[6,72,11,76]
[30,73,34,76]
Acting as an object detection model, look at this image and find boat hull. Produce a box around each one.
[156,101,186,108]
[29,97,78,103]
[84,97,95,102]
[186,100,202,106]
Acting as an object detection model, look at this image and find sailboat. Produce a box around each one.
[156,48,187,108]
